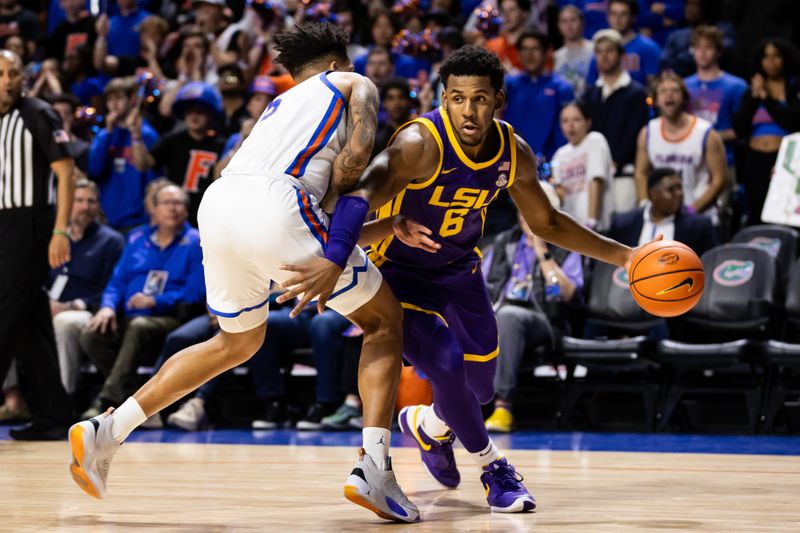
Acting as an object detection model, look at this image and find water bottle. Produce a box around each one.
[544,270,561,302]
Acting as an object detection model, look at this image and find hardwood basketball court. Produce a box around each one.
[2,430,799,532]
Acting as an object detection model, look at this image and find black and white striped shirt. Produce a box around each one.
[0,96,73,211]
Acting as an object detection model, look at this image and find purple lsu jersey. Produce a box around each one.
[368,107,517,268]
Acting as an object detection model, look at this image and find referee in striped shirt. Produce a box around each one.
[0,50,77,440]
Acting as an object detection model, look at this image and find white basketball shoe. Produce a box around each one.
[68,412,121,499]
[344,448,421,522]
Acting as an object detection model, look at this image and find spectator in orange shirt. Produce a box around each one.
[485,0,531,72]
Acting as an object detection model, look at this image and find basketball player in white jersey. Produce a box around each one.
[66,24,421,523]
[634,72,728,224]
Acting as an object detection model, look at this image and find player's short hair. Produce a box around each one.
[438,45,505,93]
[691,25,724,52]
[654,71,690,110]
[274,23,350,77]
[648,167,679,190]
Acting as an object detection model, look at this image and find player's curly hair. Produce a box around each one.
[274,23,350,77]
[438,45,505,93]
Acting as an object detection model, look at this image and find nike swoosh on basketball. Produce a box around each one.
[441,168,458,174]
[656,277,694,296]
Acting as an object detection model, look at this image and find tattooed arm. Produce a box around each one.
[321,73,379,212]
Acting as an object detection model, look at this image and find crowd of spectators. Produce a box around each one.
[1,0,800,437]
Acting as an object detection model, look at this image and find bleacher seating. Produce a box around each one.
[558,262,661,431]
[654,244,779,432]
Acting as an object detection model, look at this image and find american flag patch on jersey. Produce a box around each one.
[499,161,510,172]
[52,129,70,143]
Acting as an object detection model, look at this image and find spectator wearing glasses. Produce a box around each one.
[79,185,205,419]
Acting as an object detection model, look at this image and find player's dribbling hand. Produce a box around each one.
[624,234,664,271]
[277,257,343,317]
[392,215,440,253]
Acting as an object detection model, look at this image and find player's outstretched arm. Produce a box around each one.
[510,135,643,270]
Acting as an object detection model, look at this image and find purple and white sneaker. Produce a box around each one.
[398,405,460,488]
[480,458,536,513]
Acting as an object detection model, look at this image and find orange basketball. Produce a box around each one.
[628,240,705,317]
[395,366,433,414]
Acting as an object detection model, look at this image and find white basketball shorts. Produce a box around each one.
[197,173,382,333]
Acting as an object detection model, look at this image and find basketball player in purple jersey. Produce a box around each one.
[280,45,655,512]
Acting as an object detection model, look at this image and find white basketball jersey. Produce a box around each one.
[222,71,348,200]
[646,116,713,208]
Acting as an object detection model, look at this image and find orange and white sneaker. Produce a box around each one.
[344,448,420,523]
[68,413,120,499]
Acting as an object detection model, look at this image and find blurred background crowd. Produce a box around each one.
[1,0,800,439]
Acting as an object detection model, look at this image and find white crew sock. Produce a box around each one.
[362,427,391,469]
[420,404,449,438]
[471,439,502,468]
[111,397,147,444]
